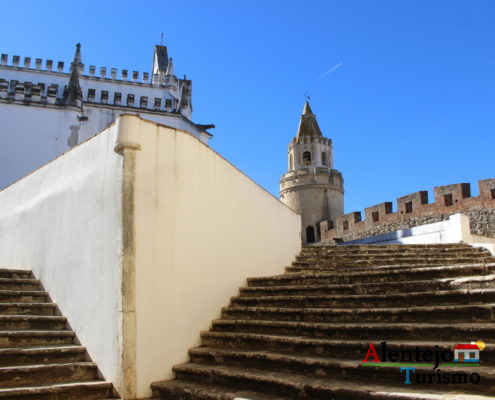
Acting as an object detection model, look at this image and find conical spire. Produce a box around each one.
[296,101,322,138]
[65,43,83,107]
[165,57,174,76]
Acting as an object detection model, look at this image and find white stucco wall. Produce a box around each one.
[117,115,301,397]
[0,127,124,391]
[345,214,495,254]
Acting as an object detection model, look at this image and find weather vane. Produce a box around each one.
[160,33,164,46]
[304,90,311,101]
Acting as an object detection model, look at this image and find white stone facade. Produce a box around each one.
[280,102,344,243]
[0,44,214,189]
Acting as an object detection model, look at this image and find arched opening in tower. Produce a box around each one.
[321,152,327,166]
[302,151,311,166]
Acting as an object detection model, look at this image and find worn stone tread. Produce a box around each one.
[247,265,491,287]
[152,379,290,400]
[188,346,495,383]
[0,380,115,398]
[171,362,495,399]
[231,288,495,308]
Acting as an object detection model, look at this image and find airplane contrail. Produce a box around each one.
[313,62,343,84]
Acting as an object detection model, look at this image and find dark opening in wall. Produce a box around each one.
[302,151,312,166]
[343,220,349,230]
[328,220,334,229]
[321,152,327,166]
[444,193,453,206]
[372,211,379,222]
[491,188,495,199]
[405,201,413,214]
[306,226,315,243]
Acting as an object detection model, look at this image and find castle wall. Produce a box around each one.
[320,179,495,242]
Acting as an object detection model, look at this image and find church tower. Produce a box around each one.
[280,102,344,243]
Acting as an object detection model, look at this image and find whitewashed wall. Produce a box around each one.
[0,126,125,392]
[116,115,302,398]
[0,114,302,399]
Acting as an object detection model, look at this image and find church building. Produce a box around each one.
[0,43,214,189]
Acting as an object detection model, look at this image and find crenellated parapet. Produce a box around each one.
[320,178,495,242]
[0,53,155,85]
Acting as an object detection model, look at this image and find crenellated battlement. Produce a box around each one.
[0,53,179,86]
[320,178,495,241]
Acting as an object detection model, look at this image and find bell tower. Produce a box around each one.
[280,102,344,243]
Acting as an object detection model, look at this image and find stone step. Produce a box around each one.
[286,261,495,275]
[222,303,495,323]
[295,254,494,263]
[0,279,41,291]
[0,380,115,399]
[0,291,48,304]
[200,333,495,365]
[297,247,492,257]
[231,288,495,309]
[0,330,75,348]
[0,315,67,330]
[188,347,495,389]
[0,345,86,367]
[0,303,57,316]
[239,274,495,297]
[0,270,33,280]
[247,265,491,287]
[0,362,97,388]
[303,243,474,252]
[152,379,289,400]
[170,362,494,399]
[209,320,495,341]
[288,259,495,273]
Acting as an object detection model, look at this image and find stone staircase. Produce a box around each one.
[152,243,495,400]
[0,268,117,399]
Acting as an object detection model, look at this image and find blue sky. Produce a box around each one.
[2,1,494,213]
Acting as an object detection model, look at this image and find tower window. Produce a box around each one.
[306,226,315,243]
[444,194,453,206]
[405,201,413,214]
[372,211,379,222]
[491,188,495,199]
[343,220,349,230]
[302,151,311,166]
[321,152,327,166]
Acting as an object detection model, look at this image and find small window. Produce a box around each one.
[469,352,476,358]
[372,211,379,222]
[328,220,334,230]
[444,193,453,206]
[302,151,311,166]
[289,154,293,170]
[165,98,173,108]
[343,220,349,230]
[321,152,327,166]
[306,226,315,243]
[405,201,413,214]
[491,188,495,200]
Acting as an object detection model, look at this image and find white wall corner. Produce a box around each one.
[114,114,143,153]
[445,213,470,243]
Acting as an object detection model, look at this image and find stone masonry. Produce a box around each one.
[320,178,495,242]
